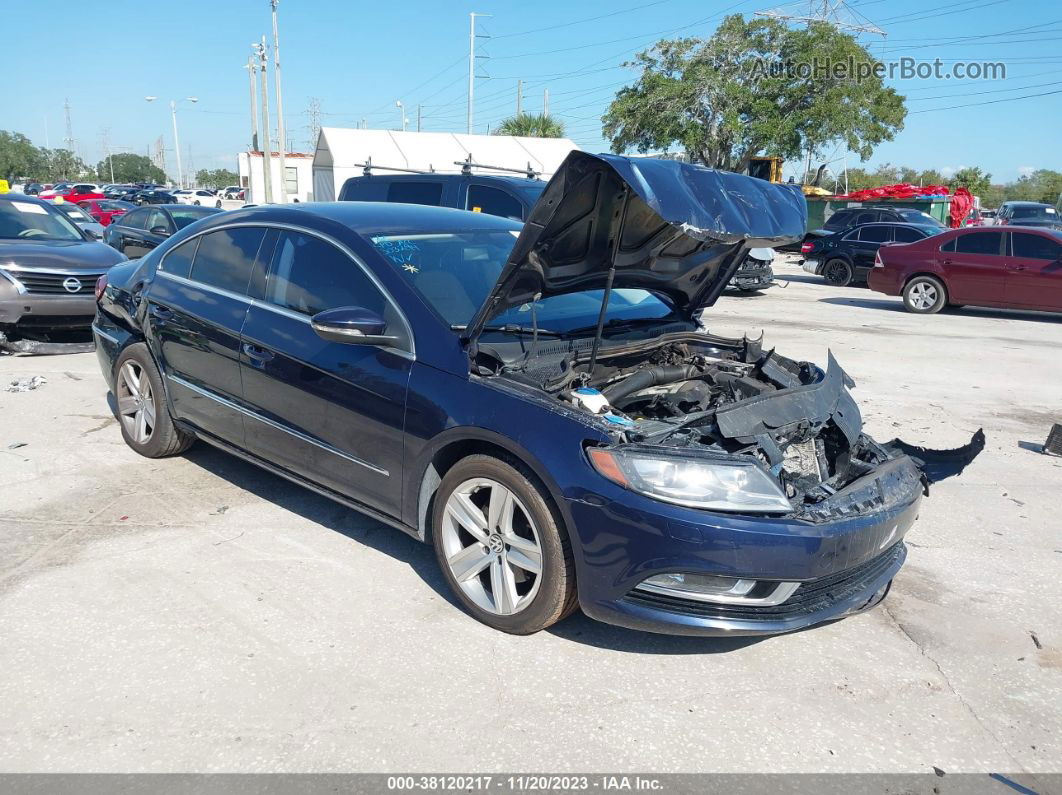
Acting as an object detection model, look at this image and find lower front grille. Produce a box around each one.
[12,271,102,296]
[623,543,905,622]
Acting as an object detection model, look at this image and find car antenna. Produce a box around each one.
[586,188,631,375]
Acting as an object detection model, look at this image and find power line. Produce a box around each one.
[910,85,1062,113]
[490,0,672,39]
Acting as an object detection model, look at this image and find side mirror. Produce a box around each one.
[149,225,170,237]
[311,306,397,346]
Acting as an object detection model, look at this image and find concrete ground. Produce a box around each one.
[0,255,1059,775]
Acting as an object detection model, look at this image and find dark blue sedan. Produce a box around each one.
[91,152,982,636]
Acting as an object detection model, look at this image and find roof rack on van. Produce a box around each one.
[355,157,436,177]
[454,155,540,180]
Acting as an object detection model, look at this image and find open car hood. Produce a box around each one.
[464,151,806,341]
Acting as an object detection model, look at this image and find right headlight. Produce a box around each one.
[588,446,792,513]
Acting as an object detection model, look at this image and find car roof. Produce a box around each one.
[202,200,524,236]
[1002,201,1052,207]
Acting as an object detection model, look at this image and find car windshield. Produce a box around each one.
[58,204,93,222]
[100,200,133,211]
[0,200,84,241]
[167,206,215,229]
[900,210,945,227]
[370,230,677,335]
[1012,205,1057,219]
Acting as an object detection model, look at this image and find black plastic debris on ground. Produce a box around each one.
[1044,424,1062,457]
[0,331,95,356]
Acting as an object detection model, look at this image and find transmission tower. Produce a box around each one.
[153,136,167,177]
[63,98,75,152]
[756,0,885,36]
[306,97,322,150]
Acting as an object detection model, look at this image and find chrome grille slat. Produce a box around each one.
[12,271,103,296]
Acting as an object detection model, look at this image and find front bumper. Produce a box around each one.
[729,263,775,290]
[567,455,924,637]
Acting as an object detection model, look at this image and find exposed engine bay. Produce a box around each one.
[482,332,984,520]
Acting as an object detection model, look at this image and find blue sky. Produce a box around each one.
[4,0,1059,184]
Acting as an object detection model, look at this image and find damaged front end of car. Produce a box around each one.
[461,152,983,633]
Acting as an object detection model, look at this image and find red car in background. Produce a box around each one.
[869,226,1062,315]
[77,199,134,226]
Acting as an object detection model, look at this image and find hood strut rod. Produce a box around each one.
[587,188,631,374]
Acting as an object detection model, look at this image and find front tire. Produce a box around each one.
[432,454,577,634]
[823,258,853,286]
[903,275,948,314]
[113,344,194,458]
[215,200,222,208]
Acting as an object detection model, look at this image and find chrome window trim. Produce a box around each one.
[153,221,416,359]
[167,373,389,477]
[634,579,801,606]
[157,269,253,305]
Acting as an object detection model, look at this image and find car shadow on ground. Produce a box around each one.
[180,443,766,656]
[819,296,1062,323]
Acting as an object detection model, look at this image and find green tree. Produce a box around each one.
[493,114,566,138]
[603,15,906,171]
[40,148,92,182]
[0,130,46,182]
[195,168,239,188]
[948,166,991,198]
[97,153,166,185]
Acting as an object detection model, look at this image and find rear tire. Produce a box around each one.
[432,454,578,634]
[113,344,194,458]
[823,259,853,286]
[903,275,948,314]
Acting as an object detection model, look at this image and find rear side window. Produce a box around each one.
[826,209,854,228]
[467,184,524,220]
[954,232,1003,255]
[160,237,199,279]
[1013,232,1062,260]
[386,181,442,206]
[121,208,149,229]
[858,225,891,243]
[894,227,924,243]
[190,227,266,295]
[852,211,878,226]
[340,179,388,201]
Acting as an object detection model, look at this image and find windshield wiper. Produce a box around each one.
[450,323,563,337]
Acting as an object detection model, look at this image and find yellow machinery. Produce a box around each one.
[747,156,783,184]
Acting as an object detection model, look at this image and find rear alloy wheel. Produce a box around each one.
[193,200,201,205]
[823,258,853,286]
[433,455,577,634]
[903,275,948,314]
[114,344,194,458]
[215,200,222,209]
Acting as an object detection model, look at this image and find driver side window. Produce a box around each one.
[265,231,410,350]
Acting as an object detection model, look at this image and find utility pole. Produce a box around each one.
[543,88,549,117]
[417,104,422,132]
[467,12,491,134]
[271,0,287,203]
[255,38,273,203]
[246,56,260,151]
[516,79,522,117]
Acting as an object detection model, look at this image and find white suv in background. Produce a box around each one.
[174,189,222,208]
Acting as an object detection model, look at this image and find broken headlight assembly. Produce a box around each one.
[587,446,793,513]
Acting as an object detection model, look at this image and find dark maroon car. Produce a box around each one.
[868,226,1062,314]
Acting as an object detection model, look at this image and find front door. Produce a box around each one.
[1006,231,1062,310]
[850,224,892,275]
[940,230,1006,305]
[147,225,268,444]
[238,228,413,516]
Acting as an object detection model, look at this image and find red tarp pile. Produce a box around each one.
[948,187,974,228]
[836,183,950,201]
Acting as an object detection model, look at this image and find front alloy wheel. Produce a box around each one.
[440,478,543,616]
[433,455,577,633]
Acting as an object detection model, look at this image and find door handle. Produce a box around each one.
[242,343,275,365]
[942,259,952,265]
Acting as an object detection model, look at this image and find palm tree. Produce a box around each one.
[493,114,567,138]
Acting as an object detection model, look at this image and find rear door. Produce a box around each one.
[1006,231,1062,310]
[851,224,893,274]
[940,230,1006,305]
[148,225,269,444]
[238,228,413,515]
